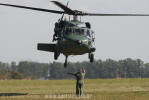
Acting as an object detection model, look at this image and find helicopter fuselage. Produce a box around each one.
[54,20,95,55]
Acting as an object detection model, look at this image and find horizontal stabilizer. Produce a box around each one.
[37,43,56,52]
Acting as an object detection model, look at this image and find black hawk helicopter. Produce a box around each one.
[0,1,149,68]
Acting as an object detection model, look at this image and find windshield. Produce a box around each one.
[65,28,90,36]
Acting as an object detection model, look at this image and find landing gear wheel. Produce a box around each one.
[64,55,68,68]
[54,51,60,60]
[64,62,67,68]
[89,53,94,63]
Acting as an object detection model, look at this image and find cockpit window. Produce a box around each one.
[75,29,80,33]
[82,29,84,33]
[65,28,91,36]
[75,29,85,35]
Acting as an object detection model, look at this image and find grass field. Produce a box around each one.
[0,79,149,100]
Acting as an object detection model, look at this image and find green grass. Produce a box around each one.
[0,79,149,100]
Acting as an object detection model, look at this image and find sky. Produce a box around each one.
[0,0,149,63]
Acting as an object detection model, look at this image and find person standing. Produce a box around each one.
[67,68,86,97]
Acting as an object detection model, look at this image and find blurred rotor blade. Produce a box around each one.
[83,13,149,16]
[51,1,74,14]
[66,1,69,7]
[0,3,64,14]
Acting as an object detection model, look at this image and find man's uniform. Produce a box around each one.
[68,68,86,96]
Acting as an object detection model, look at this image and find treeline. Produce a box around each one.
[0,58,149,79]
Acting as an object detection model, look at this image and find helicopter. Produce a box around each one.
[0,1,149,68]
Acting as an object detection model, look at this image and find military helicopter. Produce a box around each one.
[0,1,149,68]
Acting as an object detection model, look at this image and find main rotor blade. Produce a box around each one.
[0,3,64,14]
[1,2,149,16]
[83,13,149,16]
[51,1,74,14]
[50,1,149,16]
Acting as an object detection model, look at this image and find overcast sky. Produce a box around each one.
[0,0,149,63]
